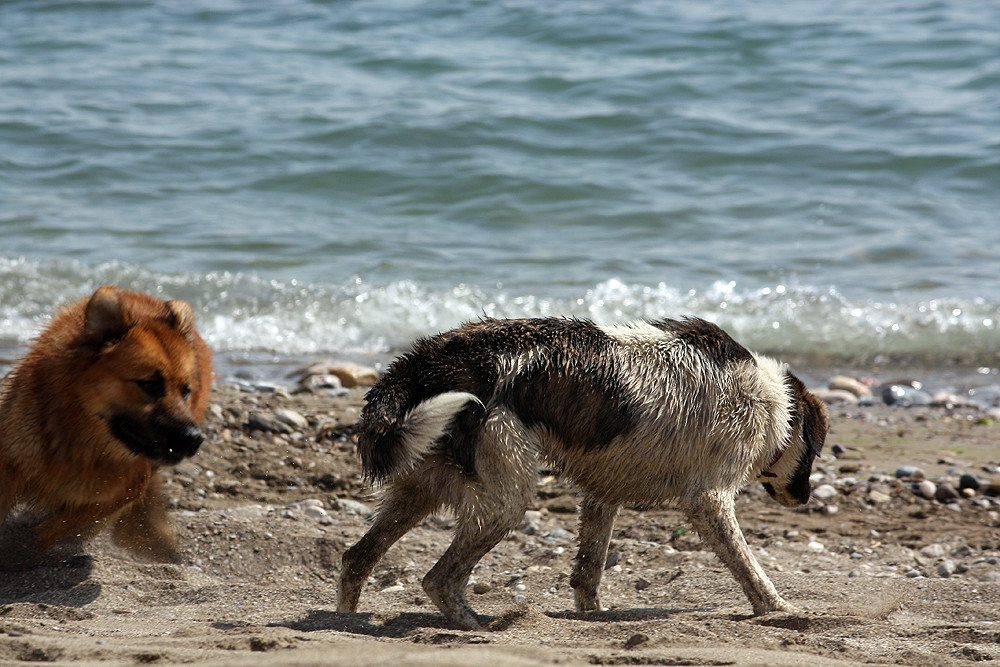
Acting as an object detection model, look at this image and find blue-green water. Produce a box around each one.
[2,1,999,371]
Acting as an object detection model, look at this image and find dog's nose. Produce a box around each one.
[181,425,204,455]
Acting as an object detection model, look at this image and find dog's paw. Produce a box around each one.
[771,601,801,614]
[750,595,800,617]
[572,590,605,613]
[438,603,481,631]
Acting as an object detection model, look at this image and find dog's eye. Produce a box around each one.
[134,373,165,400]
[181,384,192,400]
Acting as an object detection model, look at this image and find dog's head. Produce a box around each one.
[760,373,828,508]
[75,286,212,466]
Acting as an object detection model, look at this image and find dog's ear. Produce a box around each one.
[801,392,829,456]
[164,299,196,342]
[83,285,128,345]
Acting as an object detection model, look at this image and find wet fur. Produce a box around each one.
[0,286,213,568]
[338,317,828,629]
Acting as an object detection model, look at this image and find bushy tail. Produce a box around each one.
[357,391,487,482]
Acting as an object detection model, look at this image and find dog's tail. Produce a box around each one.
[357,390,488,483]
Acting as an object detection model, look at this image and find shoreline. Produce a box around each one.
[210,350,1000,415]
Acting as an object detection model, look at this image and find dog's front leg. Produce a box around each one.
[110,476,180,562]
[35,499,126,550]
[682,491,795,615]
[570,496,620,612]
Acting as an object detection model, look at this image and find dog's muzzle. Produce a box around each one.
[108,413,205,465]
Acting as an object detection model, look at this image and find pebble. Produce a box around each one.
[959,474,982,491]
[273,408,309,430]
[246,412,292,434]
[828,376,873,398]
[234,380,283,394]
[513,594,527,604]
[915,480,937,499]
[920,544,946,558]
[929,391,965,408]
[937,560,957,578]
[807,540,825,552]
[868,490,892,504]
[291,360,379,389]
[295,373,343,393]
[542,527,573,544]
[473,582,491,594]
[814,389,859,406]
[935,483,960,503]
[968,385,1000,407]
[521,510,542,535]
[881,385,932,407]
[334,499,373,516]
[812,484,837,501]
[303,505,328,520]
[895,465,925,480]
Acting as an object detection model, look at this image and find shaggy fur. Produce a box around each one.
[0,286,213,568]
[338,317,828,629]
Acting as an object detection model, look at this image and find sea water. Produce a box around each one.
[2,1,999,381]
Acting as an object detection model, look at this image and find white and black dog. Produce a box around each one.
[338,317,828,629]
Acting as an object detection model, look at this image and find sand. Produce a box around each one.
[2,383,1000,666]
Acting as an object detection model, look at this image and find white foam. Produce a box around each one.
[3,259,1000,371]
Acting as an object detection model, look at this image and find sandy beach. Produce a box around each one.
[2,376,1000,667]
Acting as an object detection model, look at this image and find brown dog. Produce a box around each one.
[339,317,828,629]
[0,286,213,567]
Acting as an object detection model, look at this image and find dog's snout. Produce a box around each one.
[180,425,204,454]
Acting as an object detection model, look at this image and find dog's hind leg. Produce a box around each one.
[422,410,537,630]
[681,490,794,615]
[570,495,620,612]
[422,499,528,630]
[337,480,440,615]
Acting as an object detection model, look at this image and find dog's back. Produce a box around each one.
[358,318,632,480]
[357,317,789,500]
